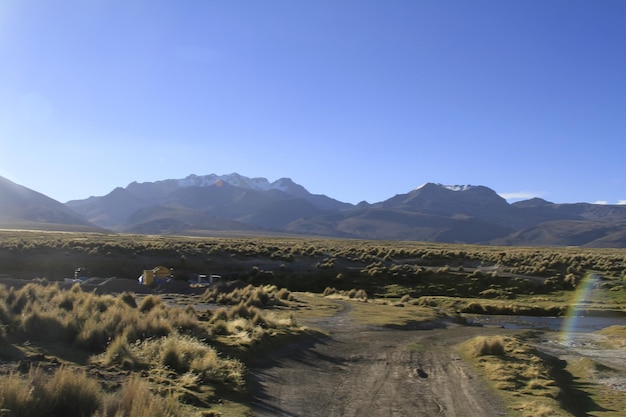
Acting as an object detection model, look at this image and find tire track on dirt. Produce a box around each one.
[248,300,506,417]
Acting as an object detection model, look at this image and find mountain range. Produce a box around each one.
[0,175,100,232]
[2,173,626,248]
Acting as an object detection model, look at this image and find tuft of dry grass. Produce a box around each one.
[515,401,568,417]
[322,287,368,301]
[0,366,103,417]
[460,334,566,416]
[480,362,516,382]
[202,284,293,307]
[525,378,556,392]
[3,283,297,350]
[102,335,139,369]
[21,307,76,343]
[118,291,138,308]
[129,333,246,389]
[138,294,162,313]
[0,370,44,416]
[101,375,181,417]
[597,325,626,348]
[1,282,299,416]
[472,336,506,357]
[45,366,102,417]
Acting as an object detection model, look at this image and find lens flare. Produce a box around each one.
[560,272,598,345]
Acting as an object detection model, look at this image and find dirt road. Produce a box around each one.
[248,301,507,417]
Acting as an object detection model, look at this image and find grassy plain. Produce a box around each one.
[1,229,624,301]
[0,230,625,416]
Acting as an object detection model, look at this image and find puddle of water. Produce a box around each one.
[464,314,625,332]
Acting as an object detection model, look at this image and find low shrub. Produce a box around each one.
[102,335,138,369]
[276,287,293,300]
[1,281,297,415]
[44,366,102,417]
[0,366,104,417]
[202,284,292,307]
[399,294,411,303]
[75,316,110,351]
[124,309,173,343]
[22,309,76,343]
[473,336,506,357]
[0,370,46,416]
[161,336,186,372]
[210,319,229,336]
[228,302,258,320]
[132,333,246,388]
[323,287,367,301]
[101,375,180,417]
[138,294,162,313]
[463,334,564,415]
[119,291,138,308]
[517,401,564,417]
[322,287,337,296]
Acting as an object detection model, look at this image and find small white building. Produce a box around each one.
[189,274,222,285]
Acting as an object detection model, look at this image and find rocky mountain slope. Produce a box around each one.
[5,173,626,247]
[64,174,626,247]
[66,174,347,233]
[0,175,100,231]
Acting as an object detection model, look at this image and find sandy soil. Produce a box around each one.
[248,302,508,417]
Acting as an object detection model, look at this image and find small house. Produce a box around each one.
[139,266,173,286]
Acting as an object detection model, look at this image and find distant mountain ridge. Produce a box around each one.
[0,175,100,231]
[4,173,626,247]
[66,173,351,231]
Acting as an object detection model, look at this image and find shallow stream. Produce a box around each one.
[466,313,626,394]
[464,314,625,332]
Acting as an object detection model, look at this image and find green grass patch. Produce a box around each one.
[564,356,626,417]
[347,298,440,327]
[416,295,568,316]
[597,325,626,348]
[406,343,425,352]
[286,292,346,322]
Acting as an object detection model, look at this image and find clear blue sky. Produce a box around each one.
[1,1,625,205]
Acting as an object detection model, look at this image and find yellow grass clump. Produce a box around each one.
[470,336,506,357]
[0,366,180,417]
[597,325,626,348]
[128,333,246,389]
[460,334,565,416]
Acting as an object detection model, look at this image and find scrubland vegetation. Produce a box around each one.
[1,230,624,302]
[0,367,180,417]
[461,334,573,417]
[459,330,626,417]
[598,325,626,348]
[0,281,299,416]
[0,230,625,416]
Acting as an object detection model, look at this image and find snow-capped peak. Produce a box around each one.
[413,183,476,192]
[443,184,475,192]
[177,173,298,193]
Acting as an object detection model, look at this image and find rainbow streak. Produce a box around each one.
[560,272,597,345]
